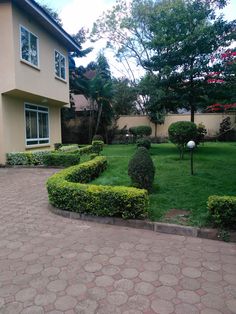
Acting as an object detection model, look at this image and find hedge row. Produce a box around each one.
[208,195,236,229]
[47,156,148,219]
[7,151,50,165]
[6,142,103,167]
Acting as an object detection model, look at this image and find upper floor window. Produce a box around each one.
[20,26,39,67]
[55,50,66,80]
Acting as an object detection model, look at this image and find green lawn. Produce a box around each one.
[92,142,236,227]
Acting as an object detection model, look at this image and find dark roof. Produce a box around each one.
[12,0,81,53]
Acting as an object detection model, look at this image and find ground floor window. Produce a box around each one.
[25,103,49,145]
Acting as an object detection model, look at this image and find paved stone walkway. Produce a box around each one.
[0,168,236,314]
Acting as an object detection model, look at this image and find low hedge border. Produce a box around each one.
[6,142,102,167]
[47,156,149,219]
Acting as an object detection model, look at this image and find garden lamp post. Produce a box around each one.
[187,140,196,175]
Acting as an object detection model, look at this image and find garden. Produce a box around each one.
[6,122,236,233]
[94,142,236,227]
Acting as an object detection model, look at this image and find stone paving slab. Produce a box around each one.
[0,168,236,314]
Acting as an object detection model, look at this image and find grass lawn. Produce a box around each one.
[92,142,236,227]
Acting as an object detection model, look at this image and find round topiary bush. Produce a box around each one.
[168,121,197,159]
[136,137,151,150]
[128,147,155,192]
[92,134,104,141]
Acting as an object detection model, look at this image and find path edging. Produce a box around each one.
[48,205,231,241]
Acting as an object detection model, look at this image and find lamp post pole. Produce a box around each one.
[187,140,196,175]
[190,149,194,175]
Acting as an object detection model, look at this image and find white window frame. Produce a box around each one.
[54,49,66,81]
[20,25,40,69]
[24,103,50,146]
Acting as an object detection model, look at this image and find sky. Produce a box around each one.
[37,0,236,78]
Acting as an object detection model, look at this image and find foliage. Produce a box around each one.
[6,151,50,165]
[94,143,236,226]
[196,123,207,144]
[218,117,235,141]
[112,78,138,115]
[206,103,236,113]
[129,125,152,138]
[92,0,235,121]
[92,134,104,141]
[54,143,62,150]
[128,147,155,192]
[208,195,236,229]
[136,138,151,150]
[92,140,104,155]
[168,121,198,159]
[43,153,80,167]
[47,156,148,219]
[58,145,79,153]
[79,145,94,155]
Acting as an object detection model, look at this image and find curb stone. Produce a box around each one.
[48,205,233,241]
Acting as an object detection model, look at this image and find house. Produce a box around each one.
[0,0,80,164]
[70,94,98,114]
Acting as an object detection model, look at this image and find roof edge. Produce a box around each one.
[13,0,81,53]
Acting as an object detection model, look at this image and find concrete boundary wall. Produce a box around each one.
[117,113,236,137]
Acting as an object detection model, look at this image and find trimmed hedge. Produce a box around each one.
[207,195,236,229]
[43,153,80,167]
[91,140,104,155]
[79,145,93,155]
[136,138,151,150]
[47,156,148,219]
[7,151,50,165]
[58,144,79,152]
[128,147,155,192]
[129,125,152,137]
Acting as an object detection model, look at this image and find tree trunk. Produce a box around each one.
[94,103,103,136]
[190,105,195,123]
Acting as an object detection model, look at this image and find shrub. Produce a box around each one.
[195,123,207,144]
[7,151,50,165]
[79,145,93,155]
[92,134,104,141]
[207,195,236,229]
[7,152,30,165]
[218,117,235,141]
[43,153,80,167]
[128,147,155,192]
[92,140,104,155]
[168,121,198,159]
[129,125,152,138]
[58,144,79,153]
[47,156,148,219]
[54,143,62,150]
[136,138,151,150]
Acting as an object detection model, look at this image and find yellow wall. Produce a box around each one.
[117,113,236,137]
[0,95,61,164]
[0,2,15,93]
[0,1,69,104]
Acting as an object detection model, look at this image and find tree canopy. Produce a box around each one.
[92,0,236,122]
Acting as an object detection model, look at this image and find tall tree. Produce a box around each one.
[92,0,235,122]
[143,0,235,121]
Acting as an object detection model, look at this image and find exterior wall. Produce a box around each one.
[0,2,15,93]
[0,95,61,164]
[0,1,69,104]
[117,113,236,137]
